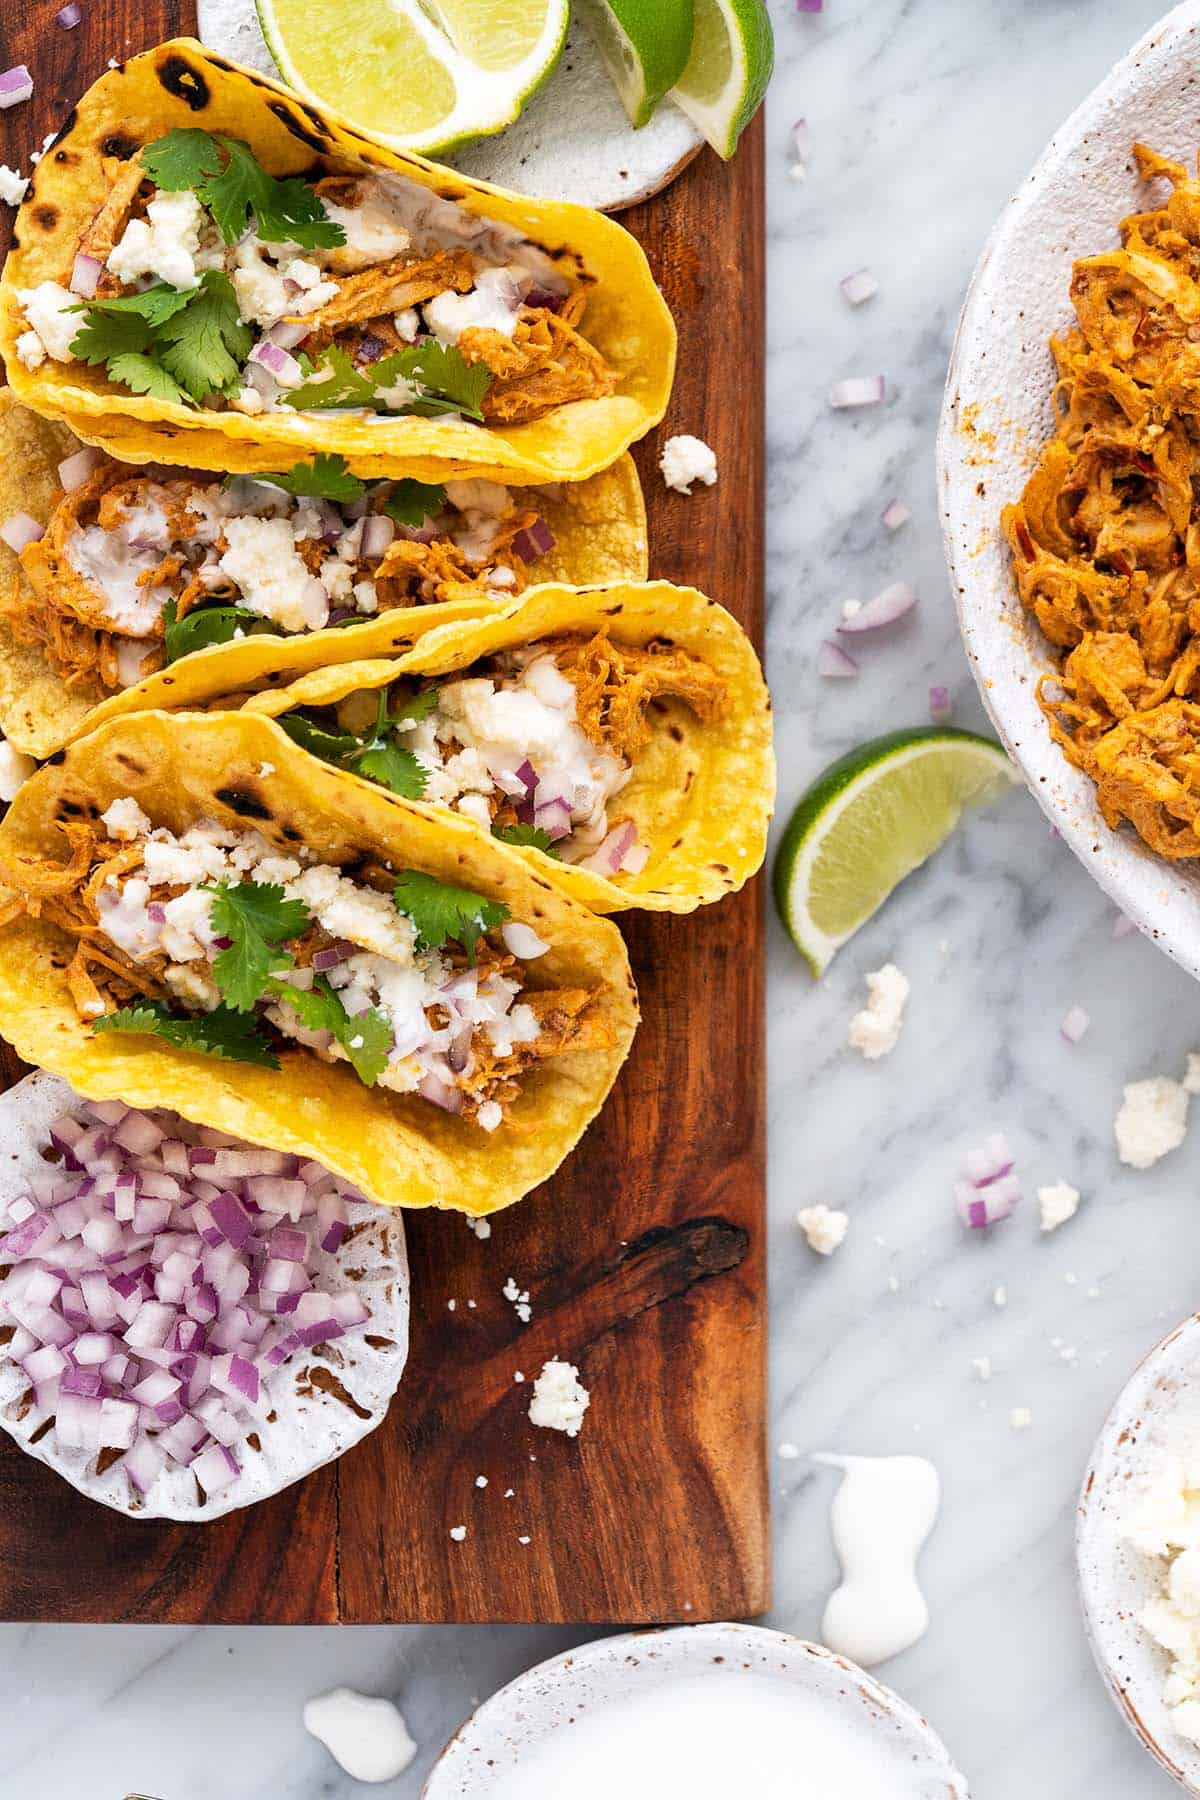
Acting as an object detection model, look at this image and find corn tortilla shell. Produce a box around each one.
[0,709,639,1216]
[0,389,648,758]
[0,39,675,484]
[245,580,775,913]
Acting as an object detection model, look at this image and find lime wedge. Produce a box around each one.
[670,0,773,160]
[575,0,695,129]
[256,0,569,156]
[774,728,1017,976]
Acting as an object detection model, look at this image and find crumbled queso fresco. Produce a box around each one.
[1126,1454,1200,1743]
[94,800,546,1124]
[0,164,28,208]
[1115,1063,1200,1169]
[847,964,910,1060]
[528,1358,589,1437]
[659,434,719,496]
[797,1204,849,1256]
[1038,1180,1081,1233]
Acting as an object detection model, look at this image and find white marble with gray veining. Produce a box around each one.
[2,2,1198,1794]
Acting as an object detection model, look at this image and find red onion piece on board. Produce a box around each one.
[56,3,82,26]
[0,66,33,109]
[881,497,911,532]
[839,268,878,307]
[1060,1005,1090,1045]
[818,640,859,679]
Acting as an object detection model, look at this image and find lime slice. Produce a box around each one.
[575,0,695,129]
[774,728,1017,976]
[256,0,570,157]
[670,0,774,160]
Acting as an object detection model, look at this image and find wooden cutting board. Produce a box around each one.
[0,3,767,1624]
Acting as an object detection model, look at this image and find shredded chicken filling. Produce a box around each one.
[1003,143,1200,858]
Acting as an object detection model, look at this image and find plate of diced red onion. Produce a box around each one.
[0,1071,409,1520]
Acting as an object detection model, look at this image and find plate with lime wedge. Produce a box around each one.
[199,0,771,208]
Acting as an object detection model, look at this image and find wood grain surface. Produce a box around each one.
[0,3,767,1624]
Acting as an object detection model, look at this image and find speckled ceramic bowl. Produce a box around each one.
[938,1,1200,979]
[1078,1313,1200,1794]
[421,1622,969,1797]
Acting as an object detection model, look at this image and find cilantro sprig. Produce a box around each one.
[382,479,448,528]
[162,597,268,664]
[491,822,561,859]
[141,128,345,250]
[267,976,392,1087]
[253,453,368,503]
[284,341,491,421]
[392,869,508,963]
[278,688,435,800]
[203,880,312,1013]
[70,271,252,407]
[93,1001,279,1068]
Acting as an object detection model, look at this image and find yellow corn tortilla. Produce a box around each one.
[0,389,649,758]
[0,39,675,484]
[243,580,775,914]
[0,708,639,1217]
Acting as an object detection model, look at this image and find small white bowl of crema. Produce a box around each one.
[421,1622,969,1800]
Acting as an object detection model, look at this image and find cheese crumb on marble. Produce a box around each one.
[797,1203,850,1256]
[528,1358,589,1437]
[778,1442,801,1459]
[993,1284,1008,1308]
[660,433,719,495]
[1009,1407,1033,1431]
[1038,1180,1081,1233]
[303,1689,416,1784]
[847,963,910,1060]
[972,1357,992,1381]
[1115,1076,1190,1170]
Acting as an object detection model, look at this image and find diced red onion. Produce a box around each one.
[797,0,823,11]
[791,118,810,163]
[193,1441,240,1495]
[57,2,82,24]
[581,821,637,876]
[1112,912,1136,940]
[829,376,886,410]
[956,1132,1020,1229]
[501,922,549,960]
[0,66,33,109]
[57,447,100,493]
[0,512,45,554]
[533,797,573,843]
[249,340,302,384]
[881,498,911,533]
[266,319,309,352]
[68,251,102,298]
[510,517,555,562]
[837,581,917,633]
[840,268,878,307]
[360,513,395,559]
[418,1074,464,1114]
[1060,1005,1090,1045]
[929,685,953,724]
[818,640,859,679]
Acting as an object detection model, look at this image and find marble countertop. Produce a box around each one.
[3,1,1197,1794]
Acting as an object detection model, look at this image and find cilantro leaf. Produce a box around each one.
[105,353,191,407]
[388,686,440,725]
[282,344,390,412]
[492,822,561,859]
[71,283,194,327]
[277,710,361,763]
[142,128,344,249]
[155,271,253,403]
[267,975,392,1086]
[400,341,492,422]
[93,1001,279,1068]
[163,598,266,664]
[392,868,508,962]
[352,739,427,798]
[203,879,311,1012]
[382,479,447,528]
[255,453,367,503]
[69,308,155,366]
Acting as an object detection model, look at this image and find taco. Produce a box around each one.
[0,393,648,758]
[0,39,675,485]
[0,709,638,1217]
[239,582,775,914]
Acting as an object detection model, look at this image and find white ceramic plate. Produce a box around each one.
[422,1622,969,1798]
[0,1072,410,1522]
[196,0,703,212]
[938,0,1200,979]
[1077,1312,1200,1794]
